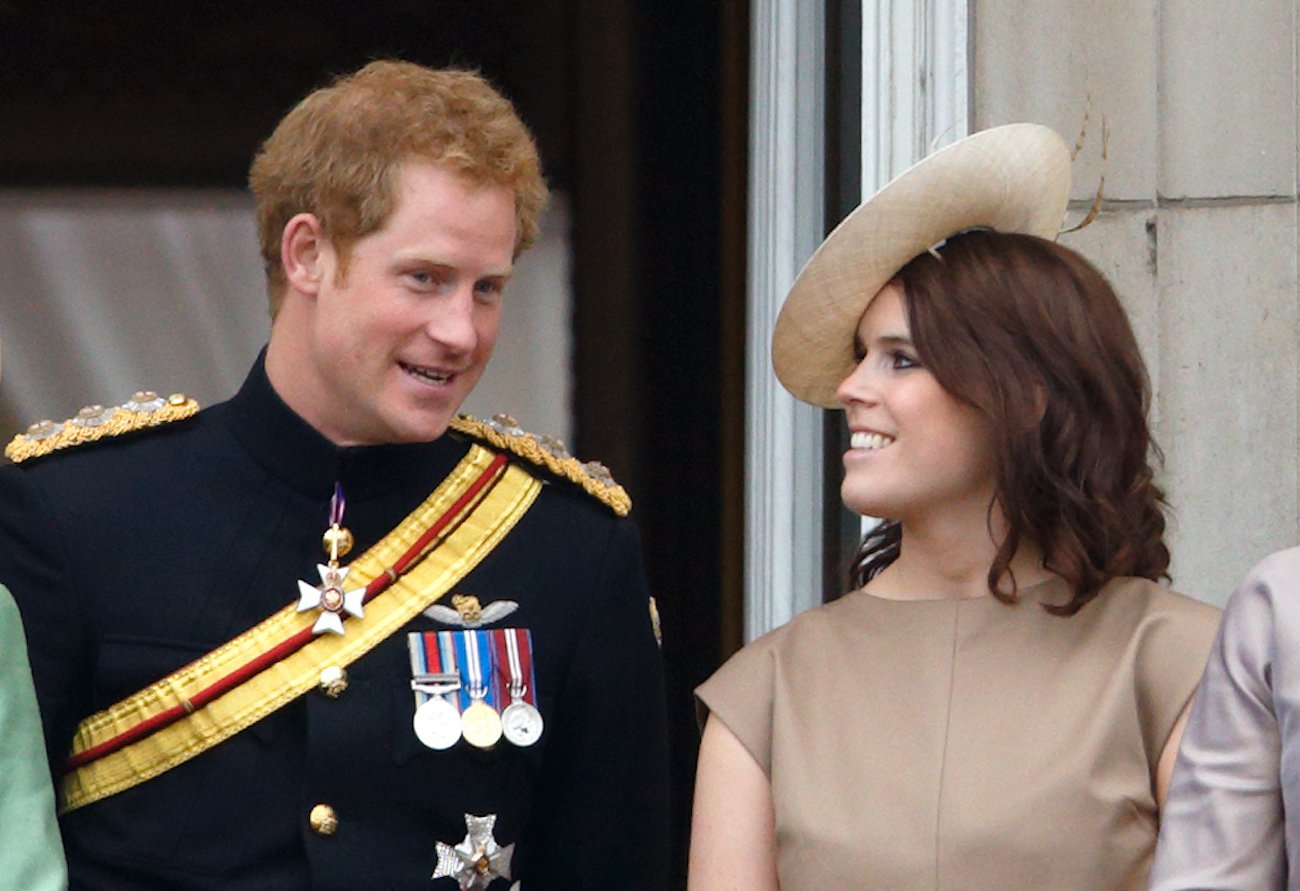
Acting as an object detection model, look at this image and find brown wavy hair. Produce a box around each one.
[249,60,549,317]
[849,230,1169,615]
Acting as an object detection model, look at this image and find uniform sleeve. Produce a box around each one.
[694,629,780,776]
[0,586,68,891]
[1148,552,1293,891]
[525,517,670,890]
[0,464,94,777]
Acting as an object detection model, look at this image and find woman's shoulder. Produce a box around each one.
[699,596,866,699]
[1090,575,1221,633]
[1087,577,1221,697]
[695,596,869,773]
[1046,577,1219,684]
[735,593,873,661]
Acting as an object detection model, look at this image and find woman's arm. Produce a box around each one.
[688,715,780,891]
[1154,699,1192,811]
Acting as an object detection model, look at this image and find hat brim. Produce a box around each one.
[771,123,1073,407]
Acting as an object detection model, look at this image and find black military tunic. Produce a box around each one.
[0,356,670,890]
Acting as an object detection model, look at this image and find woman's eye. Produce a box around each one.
[891,350,919,370]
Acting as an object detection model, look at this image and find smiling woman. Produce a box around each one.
[688,124,1222,891]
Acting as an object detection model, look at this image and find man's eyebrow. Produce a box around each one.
[395,257,515,280]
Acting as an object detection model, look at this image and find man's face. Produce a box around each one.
[286,162,517,446]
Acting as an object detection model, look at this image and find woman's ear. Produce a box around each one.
[281,213,329,297]
[1030,378,1049,425]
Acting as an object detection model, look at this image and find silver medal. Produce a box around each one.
[501,699,544,747]
[413,696,463,750]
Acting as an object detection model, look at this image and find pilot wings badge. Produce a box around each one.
[423,594,518,628]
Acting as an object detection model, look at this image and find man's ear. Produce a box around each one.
[281,213,329,297]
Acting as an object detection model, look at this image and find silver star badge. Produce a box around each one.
[296,563,365,635]
[433,813,515,889]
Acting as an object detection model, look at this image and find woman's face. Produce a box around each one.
[835,283,997,523]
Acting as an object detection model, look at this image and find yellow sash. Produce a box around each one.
[61,445,541,812]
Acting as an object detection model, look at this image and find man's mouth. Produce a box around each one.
[399,362,453,384]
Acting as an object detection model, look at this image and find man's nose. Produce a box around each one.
[425,286,478,353]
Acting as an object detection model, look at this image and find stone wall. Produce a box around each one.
[973,0,1299,604]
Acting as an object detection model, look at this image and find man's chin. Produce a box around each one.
[390,410,457,444]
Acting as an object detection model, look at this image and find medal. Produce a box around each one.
[501,701,543,748]
[408,631,463,750]
[296,483,364,635]
[432,813,515,889]
[414,696,463,750]
[455,630,502,750]
[461,701,503,749]
[494,628,544,747]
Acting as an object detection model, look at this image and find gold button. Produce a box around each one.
[318,666,348,698]
[309,804,338,836]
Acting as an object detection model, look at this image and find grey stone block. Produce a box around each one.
[1155,203,1298,604]
[972,0,1159,201]
[1159,0,1297,198]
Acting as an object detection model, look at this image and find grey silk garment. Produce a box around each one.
[697,577,1220,891]
[1149,547,1300,891]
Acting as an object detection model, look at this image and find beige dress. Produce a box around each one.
[696,577,1220,891]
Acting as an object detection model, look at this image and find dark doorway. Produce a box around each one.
[570,2,749,883]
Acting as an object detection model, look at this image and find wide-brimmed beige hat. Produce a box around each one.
[772,122,1072,407]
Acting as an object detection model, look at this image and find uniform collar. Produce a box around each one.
[224,351,468,501]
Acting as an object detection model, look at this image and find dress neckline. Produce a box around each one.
[851,573,1069,607]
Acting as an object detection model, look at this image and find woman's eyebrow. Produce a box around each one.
[857,332,914,352]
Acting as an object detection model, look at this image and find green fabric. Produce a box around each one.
[0,583,66,891]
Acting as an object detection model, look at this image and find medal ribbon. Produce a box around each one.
[408,631,454,709]
[454,630,496,711]
[493,628,538,706]
[439,631,466,712]
[407,632,428,708]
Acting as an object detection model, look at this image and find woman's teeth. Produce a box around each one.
[850,431,894,450]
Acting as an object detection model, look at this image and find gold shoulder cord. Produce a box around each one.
[449,414,631,517]
[6,392,200,464]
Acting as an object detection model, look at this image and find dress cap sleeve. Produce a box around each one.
[695,632,783,776]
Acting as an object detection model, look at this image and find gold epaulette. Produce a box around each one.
[449,414,631,517]
[5,392,200,464]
